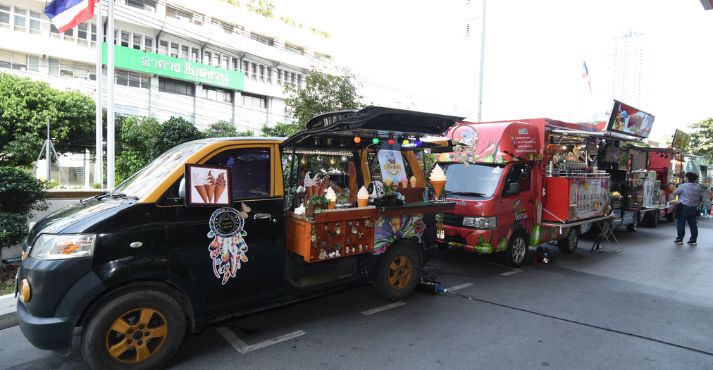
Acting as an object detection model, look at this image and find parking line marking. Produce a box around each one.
[361,301,406,316]
[446,283,474,292]
[217,326,305,354]
[500,270,523,277]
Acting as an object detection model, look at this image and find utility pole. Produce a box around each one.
[107,0,115,189]
[477,0,487,122]
[94,2,103,188]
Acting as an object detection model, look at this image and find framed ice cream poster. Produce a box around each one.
[185,165,232,206]
[377,150,408,185]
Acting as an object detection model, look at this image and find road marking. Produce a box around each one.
[360,301,406,316]
[446,283,473,292]
[216,326,305,354]
[500,270,523,276]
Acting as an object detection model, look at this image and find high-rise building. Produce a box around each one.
[608,29,652,110]
[0,0,338,132]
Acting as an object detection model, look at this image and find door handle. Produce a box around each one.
[253,213,272,220]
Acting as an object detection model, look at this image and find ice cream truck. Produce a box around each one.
[15,106,456,369]
[435,119,612,267]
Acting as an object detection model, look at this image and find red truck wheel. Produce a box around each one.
[500,233,528,267]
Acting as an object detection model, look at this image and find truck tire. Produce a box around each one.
[557,228,578,254]
[500,233,528,268]
[373,244,421,301]
[81,288,187,370]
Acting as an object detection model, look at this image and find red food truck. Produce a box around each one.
[435,119,612,267]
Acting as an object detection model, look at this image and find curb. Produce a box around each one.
[0,293,17,330]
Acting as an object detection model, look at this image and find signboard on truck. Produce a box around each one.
[444,121,543,163]
[607,100,655,139]
[672,129,690,151]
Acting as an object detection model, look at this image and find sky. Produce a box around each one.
[272,0,713,143]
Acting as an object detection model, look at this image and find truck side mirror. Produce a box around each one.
[506,182,520,196]
[178,177,186,198]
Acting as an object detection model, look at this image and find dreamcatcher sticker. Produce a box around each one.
[207,203,252,285]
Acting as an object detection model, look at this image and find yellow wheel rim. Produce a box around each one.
[105,307,169,364]
[388,256,413,290]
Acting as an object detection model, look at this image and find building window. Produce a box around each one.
[121,31,130,47]
[259,65,265,81]
[78,24,88,45]
[126,0,156,12]
[204,51,212,65]
[159,77,194,96]
[29,11,40,34]
[132,33,142,50]
[297,74,302,88]
[116,69,150,88]
[242,60,249,75]
[242,93,266,109]
[231,57,239,71]
[191,47,199,62]
[315,52,332,62]
[0,5,10,29]
[159,40,168,55]
[144,36,153,52]
[91,24,97,42]
[222,55,228,69]
[0,50,26,70]
[181,45,189,59]
[250,63,257,79]
[65,26,74,40]
[266,67,272,83]
[166,6,193,22]
[28,55,39,71]
[285,43,305,55]
[48,58,93,79]
[14,7,26,31]
[170,42,178,58]
[250,32,274,46]
[276,69,282,85]
[203,86,233,103]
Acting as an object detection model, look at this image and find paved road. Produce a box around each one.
[2,221,713,369]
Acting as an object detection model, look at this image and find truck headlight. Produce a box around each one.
[30,234,96,260]
[463,216,497,229]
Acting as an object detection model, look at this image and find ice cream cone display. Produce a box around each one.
[409,176,417,188]
[357,186,369,208]
[214,173,227,203]
[205,171,216,203]
[400,177,409,189]
[304,172,314,199]
[194,184,209,203]
[325,187,337,209]
[430,164,447,199]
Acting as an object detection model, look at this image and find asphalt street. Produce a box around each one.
[2,220,713,369]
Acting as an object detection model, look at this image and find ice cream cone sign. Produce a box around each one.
[430,164,447,199]
[186,165,233,206]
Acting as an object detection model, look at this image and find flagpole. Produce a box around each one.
[106,0,115,189]
[476,0,486,122]
[94,1,103,188]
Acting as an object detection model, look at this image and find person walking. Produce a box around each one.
[673,172,703,245]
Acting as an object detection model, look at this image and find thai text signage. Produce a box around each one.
[102,44,244,90]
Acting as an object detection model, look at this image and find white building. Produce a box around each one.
[608,29,652,110]
[0,0,338,132]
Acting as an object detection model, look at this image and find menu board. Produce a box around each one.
[672,129,690,151]
[570,178,610,219]
[607,100,655,138]
[377,150,408,184]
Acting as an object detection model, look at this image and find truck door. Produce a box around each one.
[500,164,534,237]
[165,145,285,317]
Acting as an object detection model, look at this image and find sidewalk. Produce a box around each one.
[0,293,17,330]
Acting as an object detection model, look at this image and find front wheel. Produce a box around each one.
[373,244,421,301]
[500,233,528,268]
[81,288,187,370]
[557,228,579,254]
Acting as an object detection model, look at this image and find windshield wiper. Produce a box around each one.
[446,191,487,196]
[98,192,138,200]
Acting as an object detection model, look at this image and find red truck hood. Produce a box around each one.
[447,197,489,217]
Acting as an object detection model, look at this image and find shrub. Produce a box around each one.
[0,212,28,248]
[0,167,47,216]
[154,117,203,156]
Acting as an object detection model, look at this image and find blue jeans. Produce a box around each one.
[676,204,698,242]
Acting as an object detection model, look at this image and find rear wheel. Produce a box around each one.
[500,233,528,268]
[557,228,579,254]
[374,244,421,301]
[81,288,186,370]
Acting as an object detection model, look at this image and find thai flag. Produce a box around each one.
[582,60,592,94]
[44,0,97,33]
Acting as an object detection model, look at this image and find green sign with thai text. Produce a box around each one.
[102,44,244,90]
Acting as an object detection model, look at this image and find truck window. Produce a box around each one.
[205,148,271,199]
[506,165,531,192]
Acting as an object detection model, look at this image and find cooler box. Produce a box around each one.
[543,176,610,222]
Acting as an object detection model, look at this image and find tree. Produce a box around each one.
[154,116,204,155]
[115,116,161,183]
[260,122,300,137]
[0,166,47,249]
[690,118,713,161]
[0,73,95,167]
[283,70,363,130]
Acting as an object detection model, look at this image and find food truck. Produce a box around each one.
[644,128,690,222]
[15,106,456,369]
[597,101,665,229]
[435,118,612,267]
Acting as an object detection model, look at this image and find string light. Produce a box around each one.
[387,134,395,145]
[416,138,422,147]
[372,137,380,144]
[402,138,410,145]
[354,135,362,144]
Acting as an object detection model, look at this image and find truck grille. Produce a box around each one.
[443,213,464,227]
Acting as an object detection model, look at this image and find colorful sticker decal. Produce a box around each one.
[207,203,252,285]
[373,214,426,255]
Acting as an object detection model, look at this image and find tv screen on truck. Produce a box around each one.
[606,100,655,138]
[672,129,690,151]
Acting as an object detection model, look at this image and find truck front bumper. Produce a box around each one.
[17,302,77,351]
[437,225,498,254]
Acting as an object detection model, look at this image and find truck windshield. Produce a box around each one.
[442,163,504,198]
[112,141,204,198]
